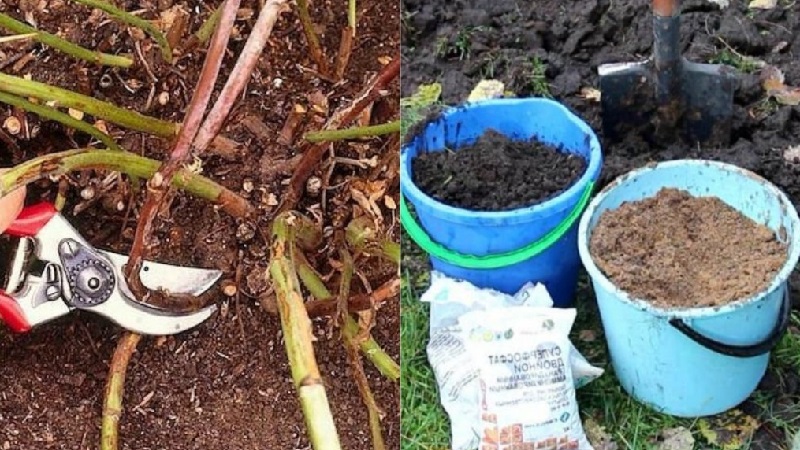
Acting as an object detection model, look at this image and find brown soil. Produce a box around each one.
[0,0,400,448]
[590,188,787,308]
[411,129,586,211]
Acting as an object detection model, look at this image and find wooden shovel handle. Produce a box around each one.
[653,0,679,16]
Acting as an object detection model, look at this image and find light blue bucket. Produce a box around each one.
[400,98,602,306]
[578,160,800,417]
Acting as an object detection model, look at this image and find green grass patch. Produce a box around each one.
[401,271,451,450]
[527,56,551,97]
[434,26,486,61]
[710,49,761,73]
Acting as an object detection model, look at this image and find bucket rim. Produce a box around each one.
[578,159,800,319]
[399,97,603,224]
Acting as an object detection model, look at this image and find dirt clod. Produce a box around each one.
[590,188,788,308]
[411,129,586,211]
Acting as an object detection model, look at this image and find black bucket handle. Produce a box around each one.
[668,288,791,358]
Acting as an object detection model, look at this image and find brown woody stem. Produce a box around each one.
[124,0,241,304]
[194,0,289,152]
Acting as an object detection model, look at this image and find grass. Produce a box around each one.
[710,48,761,73]
[400,271,451,450]
[435,27,485,61]
[527,56,551,97]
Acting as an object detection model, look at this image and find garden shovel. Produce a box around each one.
[598,0,737,145]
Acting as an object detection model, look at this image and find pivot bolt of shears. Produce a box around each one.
[58,238,116,308]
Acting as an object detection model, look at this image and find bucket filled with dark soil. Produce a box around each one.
[400,98,602,305]
[577,160,800,418]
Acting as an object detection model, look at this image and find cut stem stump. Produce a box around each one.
[295,0,329,76]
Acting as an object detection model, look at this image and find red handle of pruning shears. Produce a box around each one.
[0,202,57,333]
[5,202,58,237]
[0,292,31,332]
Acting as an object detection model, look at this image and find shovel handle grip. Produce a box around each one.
[653,0,679,16]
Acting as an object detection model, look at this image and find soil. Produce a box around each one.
[411,129,586,211]
[590,188,788,308]
[402,0,800,446]
[0,0,400,449]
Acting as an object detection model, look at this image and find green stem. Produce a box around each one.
[339,248,386,450]
[0,92,122,151]
[348,0,356,36]
[100,332,142,450]
[0,148,252,217]
[345,316,399,380]
[295,0,328,75]
[196,5,222,45]
[0,73,178,137]
[0,12,133,67]
[292,244,400,380]
[381,241,400,266]
[270,235,342,450]
[346,215,400,265]
[72,0,172,63]
[304,120,399,143]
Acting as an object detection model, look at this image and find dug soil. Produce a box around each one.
[411,129,586,211]
[0,0,400,449]
[590,188,788,308]
[403,0,800,447]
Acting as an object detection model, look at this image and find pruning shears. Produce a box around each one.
[0,202,220,335]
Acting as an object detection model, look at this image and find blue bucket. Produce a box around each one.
[578,160,800,417]
[400,98,603,305]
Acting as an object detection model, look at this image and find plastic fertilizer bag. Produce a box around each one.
[460,306,594,450]
[422,273,602,450]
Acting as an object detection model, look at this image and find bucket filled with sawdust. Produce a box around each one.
[577,159,800,418]
[400,98,602,306]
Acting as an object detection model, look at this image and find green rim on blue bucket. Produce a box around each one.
[400,181,595,269]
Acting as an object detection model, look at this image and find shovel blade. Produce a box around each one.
[682,61,737,145]
[599,59,737,145]
[598,60,657,142]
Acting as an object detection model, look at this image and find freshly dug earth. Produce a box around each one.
[411,129,586,210]
[0,0,400,448]
[590,188,788,308]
